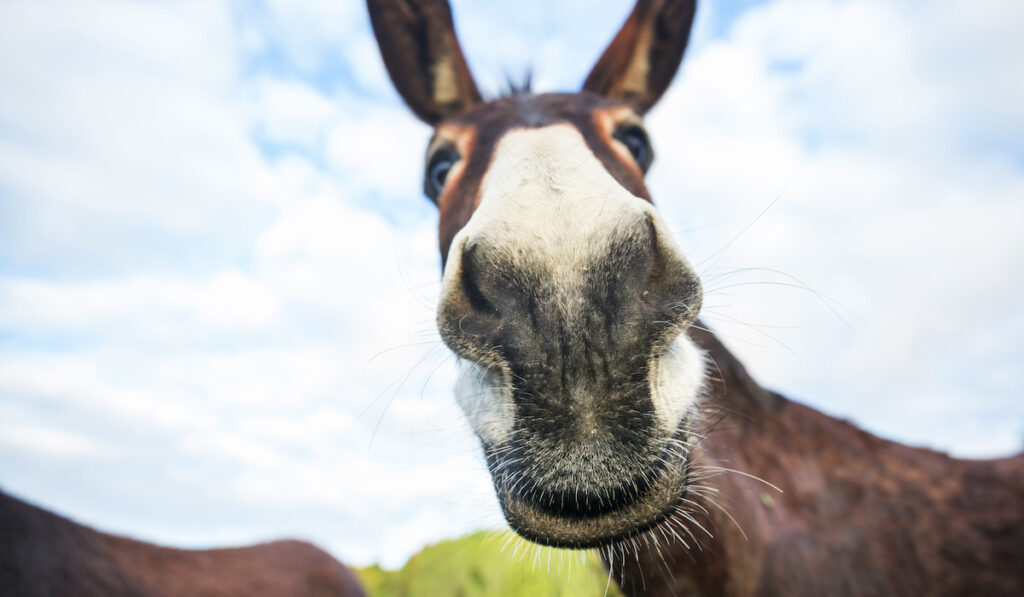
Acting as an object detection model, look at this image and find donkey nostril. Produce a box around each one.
[458,242,501,319]
[436,243,504,360]
[640,216,702,328]
[460,245,500,319]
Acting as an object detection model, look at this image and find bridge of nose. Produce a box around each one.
[447,125,656,298]
[452,125,655,332]
[465,123,650,244]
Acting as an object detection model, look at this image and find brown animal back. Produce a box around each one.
[0,490,365,596]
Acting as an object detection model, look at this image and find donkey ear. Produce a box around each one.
[367,0,482,124]
[583,0,697,114]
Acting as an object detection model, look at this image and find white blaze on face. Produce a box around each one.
[444,124,705,444]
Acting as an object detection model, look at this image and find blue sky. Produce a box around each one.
[1,0,1023,568]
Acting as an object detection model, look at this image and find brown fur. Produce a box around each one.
[0,491,366,597]
[367,0,481,124]
[365,0,1024,593]
[612,327,1024,596]
[584,0,697,113]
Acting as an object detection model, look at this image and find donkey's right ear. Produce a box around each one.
[366,0,482,124]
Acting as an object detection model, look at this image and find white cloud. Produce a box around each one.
[0,0,277,275]
[0,0,494,568]
[0,422,107,460]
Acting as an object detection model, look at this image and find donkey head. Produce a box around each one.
[368,0,703,548]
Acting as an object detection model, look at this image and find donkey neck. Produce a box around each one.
[612,326,1024,597]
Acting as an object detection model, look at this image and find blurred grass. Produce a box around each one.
[355,530,623,597]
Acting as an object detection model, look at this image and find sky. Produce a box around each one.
[1,0,1023,569]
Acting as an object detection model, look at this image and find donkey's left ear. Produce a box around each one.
[583,0,697,114]
[367,0,482,124]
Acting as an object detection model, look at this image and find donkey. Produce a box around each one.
[0,489,366,596]
[366,0,1024,595]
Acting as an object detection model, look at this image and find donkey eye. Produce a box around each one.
[613,125,653,172]
[426,150,459,200]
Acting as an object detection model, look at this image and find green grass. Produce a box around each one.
[356,530,623,597]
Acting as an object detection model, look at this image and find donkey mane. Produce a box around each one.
[499,71,534,98]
